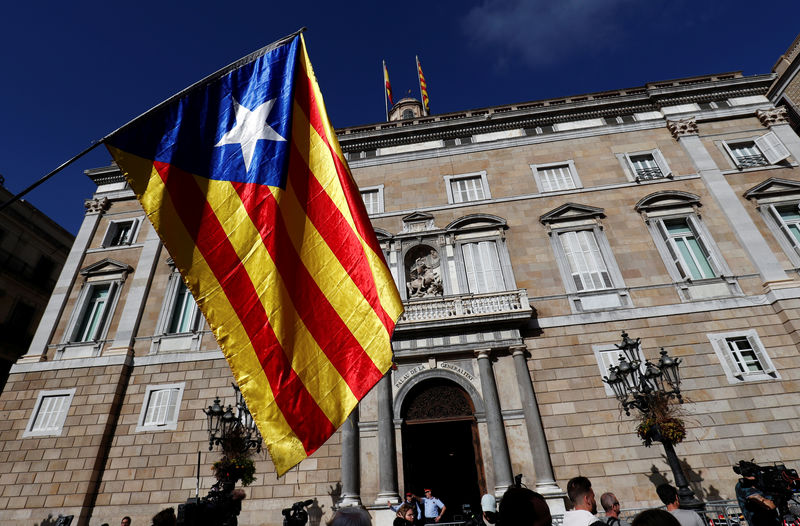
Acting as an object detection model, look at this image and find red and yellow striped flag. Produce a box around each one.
[383,60,394,106]
[417,55,429,114]
[104,33,403,475]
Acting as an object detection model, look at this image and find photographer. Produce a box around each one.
[734,462,779,526]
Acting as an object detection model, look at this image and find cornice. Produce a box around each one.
[337,74,774,153]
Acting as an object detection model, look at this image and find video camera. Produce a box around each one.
[282,499,313,526]
[734,460,800,498]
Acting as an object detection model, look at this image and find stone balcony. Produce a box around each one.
[394,289,533,333]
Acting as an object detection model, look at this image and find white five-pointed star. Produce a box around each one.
[215,97,286,171]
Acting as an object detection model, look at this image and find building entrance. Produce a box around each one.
[401,378,485,522]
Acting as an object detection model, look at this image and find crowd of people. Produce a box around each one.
[364,474,776,526]
[110,470,781,526]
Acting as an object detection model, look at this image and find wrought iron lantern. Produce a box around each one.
[203,384,262,454]
[601,331,702,511]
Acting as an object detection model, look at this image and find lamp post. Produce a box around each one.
[603,331,704,511]
[203,382,262,454]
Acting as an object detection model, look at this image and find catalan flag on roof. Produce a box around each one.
[383,60,393,107]
[416,55,429,115]
[104,32,403,475]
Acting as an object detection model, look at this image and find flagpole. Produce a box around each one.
[416,56,427,117]
[0,28,309,215]
[383,60,389,122]
[104,27,306,142]
[0,141,104,213]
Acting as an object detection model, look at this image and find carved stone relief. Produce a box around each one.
[404,245,443,298]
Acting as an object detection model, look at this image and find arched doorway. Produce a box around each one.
[401,378,485,521]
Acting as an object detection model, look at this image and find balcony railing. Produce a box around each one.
[634,166,665,181]
[734,154,769,169]
[395,289,532,331]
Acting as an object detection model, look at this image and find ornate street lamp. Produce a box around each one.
[203,383,262,454]
[603,331,704,511]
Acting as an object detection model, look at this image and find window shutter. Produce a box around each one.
[653,150,672,178]
[623,153,636,179]
[656,220,687,279]
[721,141,742,167]
[748,336,776,376]
[755,132,790,165]
[769,205,800,249]
[711,335,743,380]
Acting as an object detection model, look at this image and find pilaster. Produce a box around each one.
[667,117,791,285]
[107,224,162,355]
[20,197,109,363]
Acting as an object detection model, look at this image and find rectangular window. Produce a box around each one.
[725,337,764,374]
[462,241,504,293]
[708,330,777,383]
[73,283,113,342]
[24,389,75,437]
[724,133,790,169]
[137,384,184,431]
[624,150,671,181]
[167,281,198,334]
[451,176,486,203]
[774,204,800,247]
[445,172,491,204]
[728,141,768,168]
[361,189,381,215]
[558,230,613,291]
[532,162,580,192]
[102,219,139,247]
[659,218,716,280]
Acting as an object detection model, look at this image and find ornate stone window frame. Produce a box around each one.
[151,260,204,354]
[707,329,779,384]
[444,171,491,204]
[539,203,630,313]
[530,160,582,193]
[745,177,800,267]
[635,191,739,302]
[447,214,515,296]
[57,258,132,359]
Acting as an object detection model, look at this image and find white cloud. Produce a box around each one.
[462,0,638,67]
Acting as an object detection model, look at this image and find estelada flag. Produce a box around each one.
[383,60,393,106]
[416,56,429,114]
[104,31,403,475]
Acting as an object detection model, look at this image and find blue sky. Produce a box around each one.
[1,0,799,235]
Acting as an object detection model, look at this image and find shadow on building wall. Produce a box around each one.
[647,458,723,502]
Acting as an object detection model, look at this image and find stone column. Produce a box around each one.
[19,197,110,363]
[107,223,162,355]
[375,373,399,504]
[667,117,790,285]
[475,349,514,496]
[757,107,800,165]
[510,346,564,512]
[339,410,362,507]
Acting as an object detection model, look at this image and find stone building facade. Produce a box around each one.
[0,180,73,392]
[3,58,800,526]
